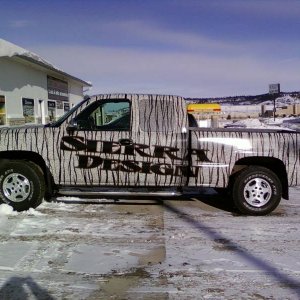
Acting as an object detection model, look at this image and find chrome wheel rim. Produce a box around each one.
[243,177,272,207]
[2,173,31,202]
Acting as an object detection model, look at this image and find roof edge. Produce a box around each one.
[0,38,91,87]
[18,55,92,87]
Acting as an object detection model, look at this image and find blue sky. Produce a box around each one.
[1,0,300,97]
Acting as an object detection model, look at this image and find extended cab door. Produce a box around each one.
[132,95,189,187]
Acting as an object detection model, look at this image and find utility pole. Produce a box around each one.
[273,96,276,121]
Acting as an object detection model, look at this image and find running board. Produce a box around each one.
[57,188,182,198]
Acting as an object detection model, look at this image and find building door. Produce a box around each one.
[22,98,35,124]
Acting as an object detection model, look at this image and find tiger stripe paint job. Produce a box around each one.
[189,129,299,188]
[0,94,299,192]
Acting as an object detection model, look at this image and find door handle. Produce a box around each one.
[118,138,133,146]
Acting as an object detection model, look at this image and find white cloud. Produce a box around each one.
[9,20,33,28]
[100,20,239,53]
[178,0,300,18]
[96,19,288,57]
[229,0,300,17]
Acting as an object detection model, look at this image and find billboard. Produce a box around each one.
[269,83,280,94]
[47,76,69,101]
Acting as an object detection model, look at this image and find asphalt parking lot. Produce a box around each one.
[0,187,299,299]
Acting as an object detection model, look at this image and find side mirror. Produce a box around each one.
[67,118,94,132]
[66,118,78,132]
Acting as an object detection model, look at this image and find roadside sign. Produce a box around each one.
[269,83,280,94]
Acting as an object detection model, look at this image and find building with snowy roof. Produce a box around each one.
[0,39,92,126]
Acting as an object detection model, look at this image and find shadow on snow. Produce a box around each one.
[0,276,54,300]
[156,198,300,296]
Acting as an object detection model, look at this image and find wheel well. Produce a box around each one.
[230,157,289,200]
[0,151,55,199]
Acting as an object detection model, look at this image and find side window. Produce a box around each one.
[75,100,130,131]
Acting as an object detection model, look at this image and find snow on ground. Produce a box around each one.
[0,190,299,299]
[262,95,300,106]
[223,116,300,130]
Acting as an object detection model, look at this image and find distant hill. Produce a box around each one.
[186,91,300,105]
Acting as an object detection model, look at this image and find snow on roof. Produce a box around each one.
[0,38,92,87]
[0,38,29,57]
[0,38,60,70]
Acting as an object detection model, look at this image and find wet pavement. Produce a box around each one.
[0,187,299,299]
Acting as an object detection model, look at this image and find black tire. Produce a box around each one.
[0,160,45,211]
[232,166,282,216]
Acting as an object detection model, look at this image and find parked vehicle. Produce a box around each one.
[0,94,298,215]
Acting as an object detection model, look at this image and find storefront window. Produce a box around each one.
[64,102,70,112]
[0,96,6,125]
[22,98,35,123]
[48,101,56,122]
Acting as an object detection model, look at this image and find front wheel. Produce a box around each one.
[232,166,282,215]
[0,160,45,211]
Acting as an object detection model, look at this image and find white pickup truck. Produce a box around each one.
[0,94,298,215]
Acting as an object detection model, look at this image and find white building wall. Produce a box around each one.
[0,57,87,126]
[0,57,48,123]
[69,81,84,107]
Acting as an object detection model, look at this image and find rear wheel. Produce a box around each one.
[232,166,282,215]
[0,160,45,211]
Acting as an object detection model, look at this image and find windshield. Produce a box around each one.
[46,97,90,127]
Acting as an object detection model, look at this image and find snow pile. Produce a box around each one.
[237,119,268,128]
[23,208,44,216]
[0,203,44,216]
[0,204,18,216]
